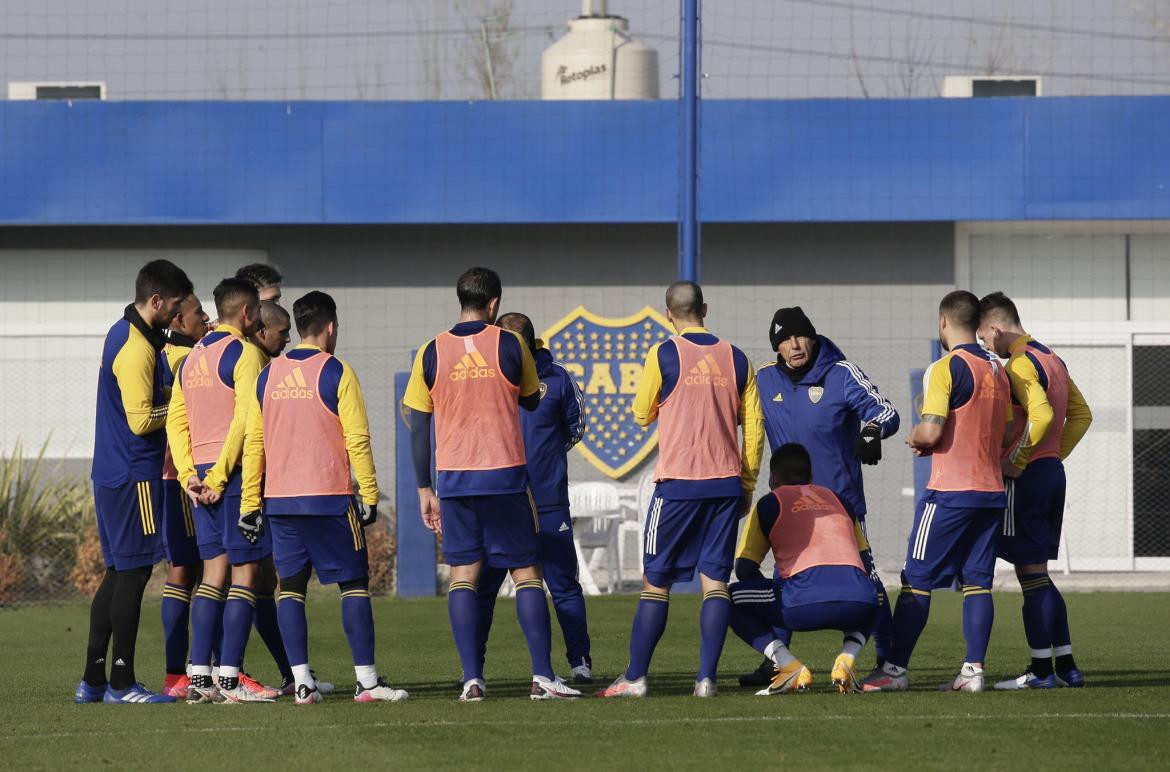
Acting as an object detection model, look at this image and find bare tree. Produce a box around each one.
[455,0,519,100]
[893,16,935,97]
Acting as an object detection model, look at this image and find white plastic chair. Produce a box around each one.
[616,471,657,582]
[568,482,623,593]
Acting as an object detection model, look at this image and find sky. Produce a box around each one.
[1,0,1169,100]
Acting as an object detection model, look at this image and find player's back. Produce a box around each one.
[258,347,352,507]
[655,332,743,484]
[429,323,525,474]
[926,344,1009,494]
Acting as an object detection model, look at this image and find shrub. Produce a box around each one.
[0,441,95,602]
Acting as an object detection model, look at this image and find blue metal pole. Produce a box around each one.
[678,0,700,282]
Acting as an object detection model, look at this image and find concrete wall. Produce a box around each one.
[0,221,953,568]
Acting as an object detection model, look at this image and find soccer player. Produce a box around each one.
[475,312,592,684]
[978,292,1092,690]
[241,291,407,704]
[75,258,192,705]
[253,301,292,360]
[159,292,210,699]
[728,444,878,695]
[168,278,291,703]
[740,306,900,689]
[862,290,1011,693]
[404,267,580,702]
[597,281,764,699]
[235,262,283,302]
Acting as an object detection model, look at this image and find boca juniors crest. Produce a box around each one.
[543,306,673,479]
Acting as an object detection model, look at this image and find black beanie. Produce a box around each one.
[769,306,817,350]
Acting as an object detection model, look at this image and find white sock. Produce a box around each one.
[191,665,212,678]
[764,639,796,667]
[292,663,314,690]
[882,662,907,677]
[841,633,865,659]
[211,666,220,680]
[1053,644,1073,657]
[354,664,379,690]
[219,665,240,681]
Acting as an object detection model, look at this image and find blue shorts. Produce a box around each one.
[999,458,1066,564]
[94,479,164,570]
[643,492,740,586]
[903,492,1000,590]
[730,576,877,633]
[781,565,879,608]
[440,492,540,569]
[161,479,200,567]
[270,512,368,585]
[219,492,272,564]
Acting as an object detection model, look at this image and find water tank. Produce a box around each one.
[542,5,658,100]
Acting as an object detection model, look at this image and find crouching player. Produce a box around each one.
[729,444,878,695]
[241,291,407,704]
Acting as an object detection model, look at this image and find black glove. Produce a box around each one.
[352,498,378,528]
[238,509,264,544]
[853,422,882,465]
[735,558,765,582]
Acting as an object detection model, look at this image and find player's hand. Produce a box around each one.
[199,487,222,506]
[353,497,378,528]
[185,476,207,505]
[853,423,882,465]
[418,487,442,535]
[1001,459,1024,479]
[237,509,264,544]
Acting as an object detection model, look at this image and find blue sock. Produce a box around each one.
[340,587,376,666]
[871,587,894,663]
[253,594,292,678]
[189,584,226,668]
[625,590,670,680]
[276,589,309,667]
[514,580,555,680]
[890,585,931,669]
[961,585,994,663]
[697,589,731,682]
[220,585,257,672]
[160,583,192,675]
[1019,573,1054,676]
[1046,580,1078,671]
[448,582,482,682]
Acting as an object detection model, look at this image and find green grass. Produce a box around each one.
[2,592,1168,770]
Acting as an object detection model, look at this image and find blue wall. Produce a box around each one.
[1,97,1167,225]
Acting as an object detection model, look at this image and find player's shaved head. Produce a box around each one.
[938,290,981,333]
[497,312,536,352]
[771,443,813,486]
[260,299,290,329]
[665,280,705,320]
[978,291,1022,328]
[213,277,260,321]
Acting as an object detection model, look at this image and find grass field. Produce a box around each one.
[3,591,1168,770]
